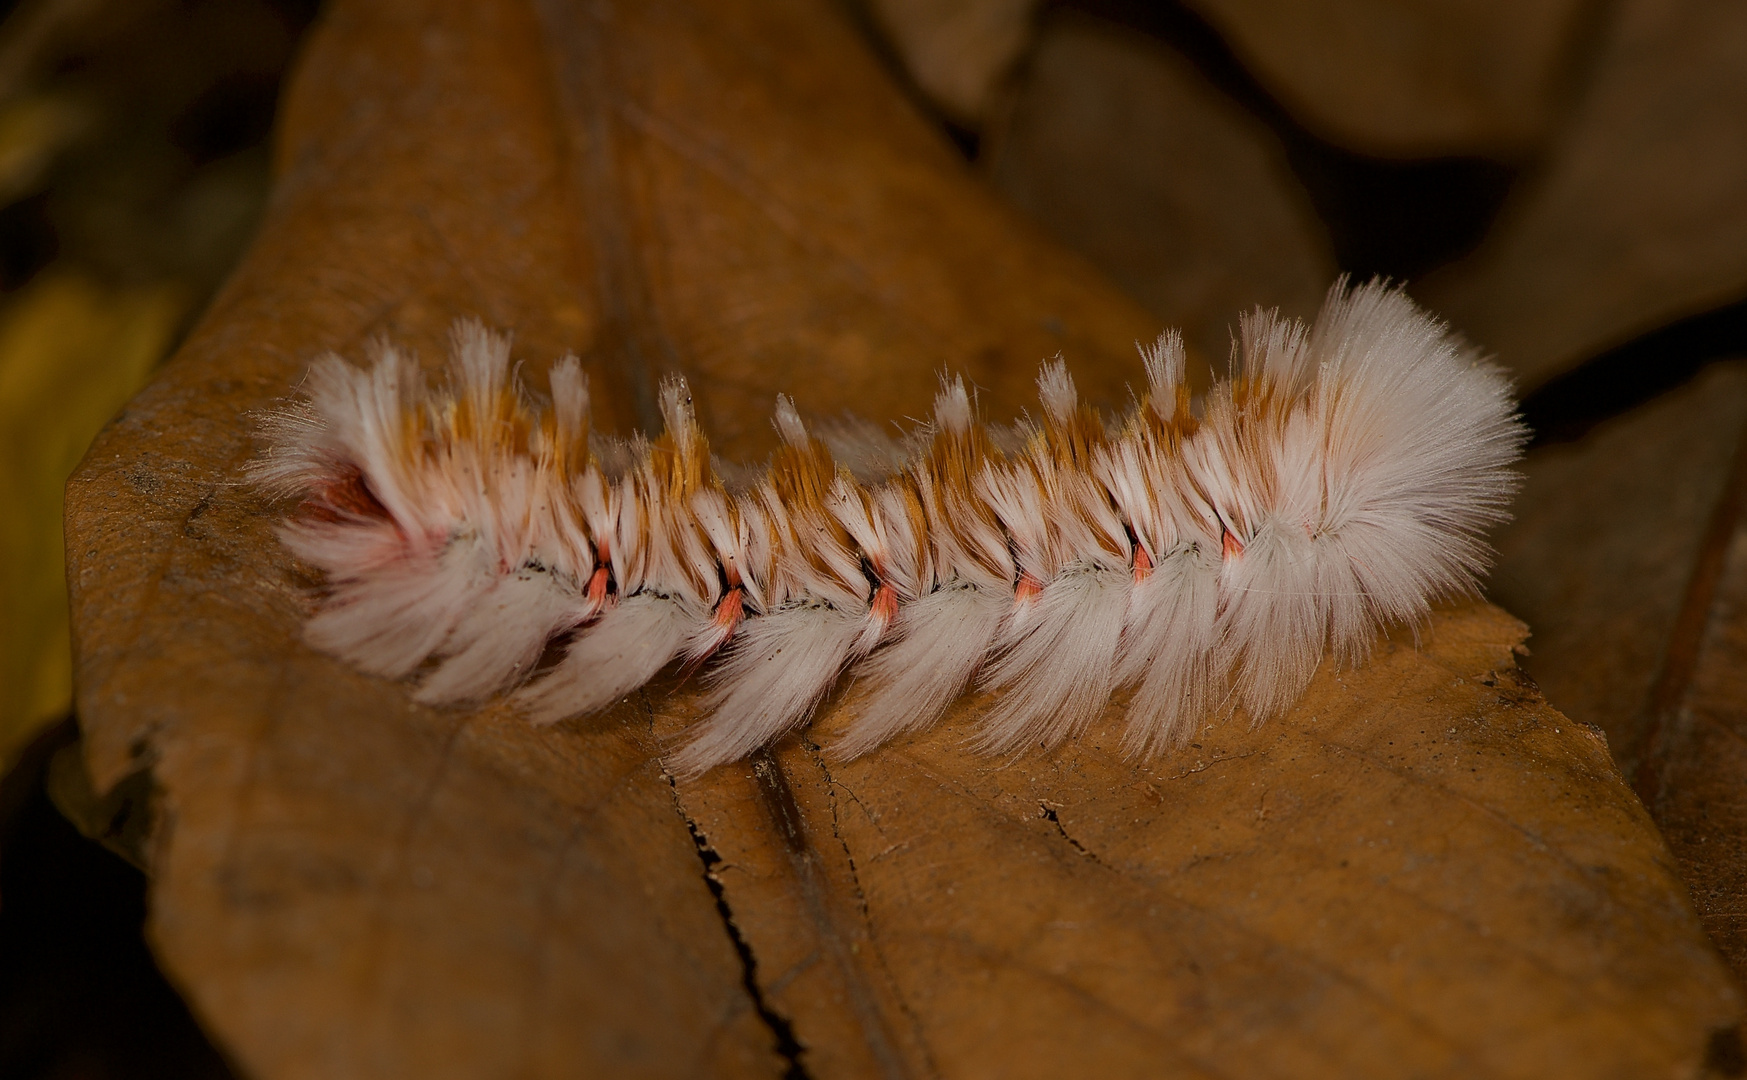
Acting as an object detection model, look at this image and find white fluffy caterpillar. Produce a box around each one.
[250,280,1525,777]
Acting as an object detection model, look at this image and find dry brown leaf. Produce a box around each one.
[985,8,1334,369]
[1491,360,1747,985]
[1490,363,1747,757]
[667,603,1741,1078]
[858,0,1039,128]
[66,0,1144,1073]
[1418,0,1747,388]
[1642,449,1747,981]
[63,0,1742,1076]
[1179,0,1595,157]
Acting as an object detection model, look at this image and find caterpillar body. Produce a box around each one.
[251,280,1525,777]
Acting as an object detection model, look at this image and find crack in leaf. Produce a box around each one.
[1038,801,1108,866]
[749,749,916,1080]
[661,759,813,1080]
[806,739,939,1079]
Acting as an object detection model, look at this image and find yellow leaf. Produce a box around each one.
[0,268,183,770]
[0,93,90,206]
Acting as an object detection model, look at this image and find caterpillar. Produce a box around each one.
[249,280,1525,777]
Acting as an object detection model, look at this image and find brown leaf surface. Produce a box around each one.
[64,0,1742,1076]
[1646,447,1747,981]
[669,603,1742,1078]
[984,7,1334,369]
[1418,0,1747,388]
[1490,363,1747,758]
[1492,361,1747,984]
[859,0,1039,128]
[1178,0,1595,157]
